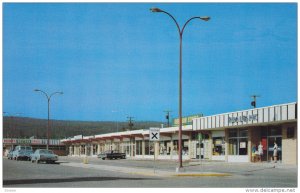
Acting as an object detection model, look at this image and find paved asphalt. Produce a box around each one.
[2,156,298,188]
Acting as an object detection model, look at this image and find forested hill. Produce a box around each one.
[3,116,163,139]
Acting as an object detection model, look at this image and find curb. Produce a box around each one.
[60,162,231,178]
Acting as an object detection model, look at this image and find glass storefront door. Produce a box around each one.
[260,126,282,162]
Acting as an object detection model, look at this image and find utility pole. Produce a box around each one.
[164,110,172,127]
[127,116,134,131]
[250,95,260,108]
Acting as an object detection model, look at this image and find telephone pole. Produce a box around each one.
[164,110,172,127]
[127,116,134,131]
[250,95,260,108]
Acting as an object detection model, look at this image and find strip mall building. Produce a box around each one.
[61,102,297,164]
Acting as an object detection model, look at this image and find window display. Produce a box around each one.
[212,137,225,156]
[228,129,248,155]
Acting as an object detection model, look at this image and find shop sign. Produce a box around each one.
[228,114,258,124]
[31,139,42,144]
[240,142,246,148]
[3,139,16,144]
[16,139,31,144]
[173,114,204,126]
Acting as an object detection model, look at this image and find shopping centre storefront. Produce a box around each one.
[193,102,297,164]
[3,138,66,156]
[61,102,297,164]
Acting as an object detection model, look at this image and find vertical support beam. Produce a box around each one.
[170,135,174,159]
[248,129,252,162]
[188,132,192,159]
[225,129,229,162]
[142,139,145,158]
[85,145,88,156]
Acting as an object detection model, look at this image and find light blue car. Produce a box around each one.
[30,149,58,164]
[12,146,33,161]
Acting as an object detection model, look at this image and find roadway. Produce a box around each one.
[2,157,298,188]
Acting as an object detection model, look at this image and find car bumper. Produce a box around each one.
[40,157,58,161]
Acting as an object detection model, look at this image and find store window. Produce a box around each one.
[287,127,295,138]
[136,141,142,155]
[183,140,189,155]
[145,140,154,155]
[212,137,225,156]
[228,129,248,155]
[159,141,168,155]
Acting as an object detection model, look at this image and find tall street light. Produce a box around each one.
[150,7,210,170]
[34,89,63,150]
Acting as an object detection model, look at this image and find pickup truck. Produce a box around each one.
[97,150,126,160]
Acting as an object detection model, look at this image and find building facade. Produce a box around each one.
[3,138,66,156]
[61,102,297,164]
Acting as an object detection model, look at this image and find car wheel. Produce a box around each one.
[31,159,34,163]
[36,159,39,164]
[102,158,105,160]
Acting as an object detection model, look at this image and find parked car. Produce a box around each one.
[12,146,33,161]
[30,149,58,164]
[7,150,14,160]
[97,150,126,160]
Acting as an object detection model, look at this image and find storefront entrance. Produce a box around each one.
[260,126,282,162]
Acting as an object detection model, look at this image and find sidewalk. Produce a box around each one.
[58,156,296,178]
[60,161,231,177]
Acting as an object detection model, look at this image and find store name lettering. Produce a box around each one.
[228,114,258,124]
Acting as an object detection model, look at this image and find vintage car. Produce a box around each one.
[30,149,58,164]
[97,150,126,160]
[12,146,33,161]
[7,150,14,160]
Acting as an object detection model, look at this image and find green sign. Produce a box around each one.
[173,114,204,126]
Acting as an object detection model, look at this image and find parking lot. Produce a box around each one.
[3,156,298,188]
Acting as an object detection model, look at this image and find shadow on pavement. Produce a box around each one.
[4,176,158,186]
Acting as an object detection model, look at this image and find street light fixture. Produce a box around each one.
[150,7,210,170]
[34,89,63,150]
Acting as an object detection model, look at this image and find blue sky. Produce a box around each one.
[3,3,297,122]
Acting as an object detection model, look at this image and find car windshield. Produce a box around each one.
[20,147,26,150]
[25,147,32,150]
[39,150,54,154]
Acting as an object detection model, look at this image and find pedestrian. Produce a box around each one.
[252,145,257,162]
[258,142,263,162]
[273,142,278,163]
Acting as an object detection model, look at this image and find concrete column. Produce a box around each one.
[248,129,252,162]
[79,145,81,156]
[85,145,88,156]
[170,136,174,159]
[97,143,101,154]
[130,138,134,157]
[120,138,123,153]
[208,133,213,160]
[69,146,72,156]
[142,139,145,158]
[225,129,228,162]
[188,132,192,159]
